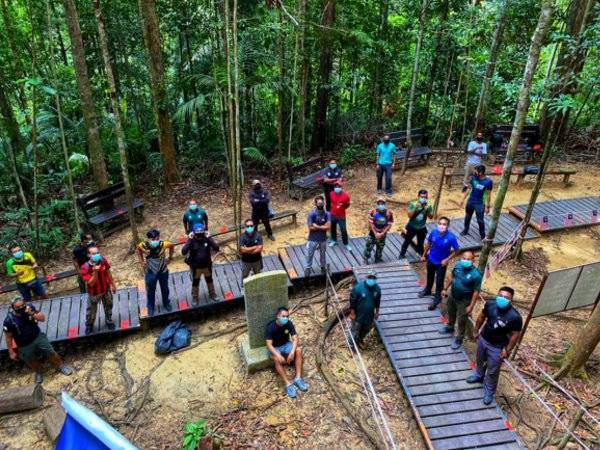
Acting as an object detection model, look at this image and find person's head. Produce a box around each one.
[315,195,325,209]
[365,270,378,288]
[376,197,386,212]
[87,246,102,264]
[244,219,255,234]
[437,216,450,233]
[476,132,483,142]
[252,179,262,191]
[189,200,198,212]
[10,245,24,260]
[192,223,205,237]
[459,250,475,268]
[475,165,486,178]
[147,229,161,248]
[10,297,26,316]
[334,180,343,194]
[276,306,289,325]
[496,286,515,310]
[329,159,337,170]
[383,135,390,144]
[79,232,93,245]
[418,189,428,204]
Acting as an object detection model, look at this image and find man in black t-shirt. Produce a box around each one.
[73,232,95,293]
[240,219,264,281]
[3,297,73,384]
[466,286,523,405]
[265,307,308,398]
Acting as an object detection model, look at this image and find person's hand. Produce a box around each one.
[473,330,480,340]
[8,349,18,361]
[188,232,194,239]
[25,306,33,315]
[286,352,295,364]
[93,264,100,271]
[500,349,508,360]
[485,205,490,214]
[441,258,449,267]
[375,164,380,170]
[111,284,117,294]
[420,255,426,262]
[375,312,380,320]
[276,354,286,365]
[348,311,356,321]
[205,231,211,237]
[465,305,473,316]
[441,289,448,298]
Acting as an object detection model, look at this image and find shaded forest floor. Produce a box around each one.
[1,158,600,449]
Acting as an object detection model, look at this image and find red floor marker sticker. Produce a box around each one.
[468,361,475,369]
[343,266,352,272]
[120,320,130,330]
[46,274,57,281]
[178,300,189,311]
[140,307,148,318]
[224,291,234,301]
[540,215,549,231]
[177,235,186,244]
[504,419,513,430]
[417,279,425,286]
[492,165,502,175]
[218,226,228,233]
[439,316,448,323]
[67,327,78,339]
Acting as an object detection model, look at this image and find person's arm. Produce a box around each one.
[375,145,380,168]
[5,331,17,361]
[25,305,44,322]
[183,214,189,234]
[427,205,434,219]
[252,243,264,254]
[307,213,320,231]
[502,331,520,359]
[485,185,493,214]
[106,268,117,293]
[136,245,146,268]
[166,242,174,262]
[287,328,299,363]
[374,289,381,320]
[441,239,460,266]
[460,185,471,206]
[208,237,220,252]
[181,240,191,255]
[266,338,286,364]
[322,216,331,232]
[349,288,358,320]
[203,212,208,229]
[474,308,487,337]
[85,265,99,287]
[420,237,432,261]
[381,212,393,235]
[6,260,22,278]
[466,142,477,155]
[406,203,418,219]
[466,289,480,315]
[441,272,454,297]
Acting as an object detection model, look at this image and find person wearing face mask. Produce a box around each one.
[460,164,493,241]
[466,286,523,405]
[439,250,483,349]
[137,229,174,316]
[250,179,275,241]
[182,200,208,235]
[304,195,331,276]
[375,135,398,197]
[328,180,352,251]
[6,245,46,302]
[265,307,307,398]
[182,223,220,303]
[81,246,117,334]
[364,198,394,264]
[399,189,434,259]
[73,232,96,293]
[3,297,73,384]
[321,159,343,211]
[349,270,381,351]
[239,219,264,281]
[463,132,488,190]
[420,217,460,310]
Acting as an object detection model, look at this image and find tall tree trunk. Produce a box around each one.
[276,8,285,174]
[311,0,336,154]
[401,0,429,175]
[63,0,109,190]
[478,0,554,274]
[0,0,28,112]
[27,0,40,252]
[371,0,389,117]
[137,0,179,185]
[297,0,308,156]
[473,0,508,133]
[92,0,139,246]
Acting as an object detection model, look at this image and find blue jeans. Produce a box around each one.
[376,164,393,194]
[145,271,170,311]
[464,201,486,239]
[330,216,349,245]
[475,336,503,396]
[270,342,294,359]
[305,240,327,272]
[16,279,46,301]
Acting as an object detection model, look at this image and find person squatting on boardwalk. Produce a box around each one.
[439,250,483,350]
[460,164,493,241]
[321,158,343,211]
[266,307,308,398]
[182,223,219,303]
[239,219,264,281]
[183,199,208,234]
[420,216,460,311]
[328,180,352,251]
[72,232,96,294]
[304,195,331,276]
[399,189,434,259]
[137,229,174,316]
[375,135,397,197]
[3,297,73,384]
[250,179,275,241]
[364,197,394,264]
[349,270,381,351]
[6,245,46,302]
[80,246,117,335]
[466,286,523,405]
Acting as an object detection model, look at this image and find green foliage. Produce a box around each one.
[181,419,207,450]
[339,144,371,167]
[68,153,90,179]
[243,147,271,167]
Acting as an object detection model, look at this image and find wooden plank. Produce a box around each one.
[399,361,471,377]
[392,346,461,360]
[395,353,466,369]
[45,298,62,340]
[78,295,89,336]
[431,430,517,450]
[422,408,502,428]
[418,399,496,417]
[56,296,72,341]
[404,369,474,386]
[412,388,486,407]
[409,380,482,396]
[428,419,509,440]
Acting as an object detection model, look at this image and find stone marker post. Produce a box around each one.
[240,270,288,373]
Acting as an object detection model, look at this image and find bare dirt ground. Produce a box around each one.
[1,158,599,449]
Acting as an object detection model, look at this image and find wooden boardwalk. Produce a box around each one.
[354,262,524,450]
[0,288,140,352]
[509,196,600,232]
[278,232,420,282]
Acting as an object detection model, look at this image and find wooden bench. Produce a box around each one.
[393,146,433,169]
[77,182,144,236]
[0,269,79,295]
[386,128,429,147]
[515,168,576,185]
[286,157,327,200]
[385,128,432,167]
[490,144,533,164]
[443,167,576,187]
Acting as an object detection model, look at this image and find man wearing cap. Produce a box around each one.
[183,200,208,234]
[349,270,381,350]
[250,179,275,241]
[305,195,331,276]
[73,232,96,293]
[463,132,488,189]
[328,180,352,251]
[6,245,46,302]
[81,246,117,334]
[364,198,394,264]
[4,297,73,384]
[137,229,174,316]
[376,135,397,197]
[322,159,343,211]
[182,223,220,302]
[239,218,264,281]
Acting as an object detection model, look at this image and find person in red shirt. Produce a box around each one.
[328,180,352,251]
[80,246,117,335]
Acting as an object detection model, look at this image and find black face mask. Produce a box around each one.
[254,185,261,191]
[194,233,205,239]
[316,203,324,210]
[13,306,26,315]
[476,138,483,143]
[383,139,390,144]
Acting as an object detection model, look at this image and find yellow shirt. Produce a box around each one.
[6,252,37,284]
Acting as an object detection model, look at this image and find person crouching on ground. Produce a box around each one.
[349,270,381,351]
[3,297,73,384]
[266,307,307,398]
[81,246,117,334]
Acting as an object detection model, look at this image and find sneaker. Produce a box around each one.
[374,258,383,264]
[466,374,483,384]
[460,230,469,236]
[386,193,392,198]
[285,383,297,398]
[418,289,431,298]
[106,322,116,331]
[304,268,313,276]
[345,244,353,252]
[35,372,43,384]
[163,302,173,312]
[438,326,454,335]
[398,253,406,260]
[293,377,308,392]
[57,365,73,376]
[268,234,276,241]
[377,190,383,194]
[483,394,494,405]
[328,241,337,247]
[209,295,219,302]
[451,339,463,350]
[427,303,438,311]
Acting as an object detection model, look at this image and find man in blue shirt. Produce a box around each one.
[460,165,493,240]
[419,216,460,310]
[304,195,331,276]
[375,135,397,197]
[182,200,208,234]
[463,132,488,189]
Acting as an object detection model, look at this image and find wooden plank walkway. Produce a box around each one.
[509,196,600,233]
[0,288,141,352]
[136,254,291,320]
[354,261,524,450]
[278,232,420,282]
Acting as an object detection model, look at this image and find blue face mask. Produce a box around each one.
[418,197,427,205]
[91,254,102,263]
[13,251,24,260]
[245,226,254,234]
[334,187,342,194]
[460,259,473,268]
[149,240,160,249]
[189,204,198,212]
[278,316,289,326]
[377,204,386,212]
[329,163,337,170]
[496,296,510,309]
[366,278,377,287]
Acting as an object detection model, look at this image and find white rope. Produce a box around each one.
[325,271,398,450]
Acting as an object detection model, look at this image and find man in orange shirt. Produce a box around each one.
[328,180,352,251]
